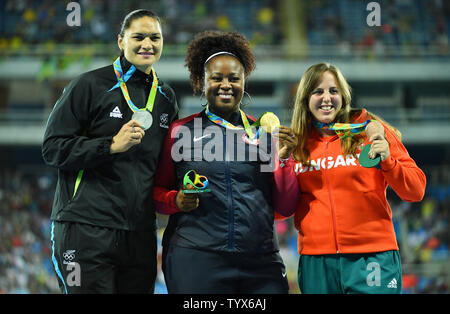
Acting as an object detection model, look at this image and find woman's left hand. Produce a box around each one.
[369,133,390,161]
[366,120,389,161]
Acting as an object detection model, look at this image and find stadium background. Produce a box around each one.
[0,0,448,294]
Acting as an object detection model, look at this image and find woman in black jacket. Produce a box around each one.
[153,31,299,293]
[42,9,178,293]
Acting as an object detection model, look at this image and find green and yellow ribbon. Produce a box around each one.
[313,120,374,139]
[109,57,158,113]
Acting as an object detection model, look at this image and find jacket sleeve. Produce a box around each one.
[379,124,426,202]
[153,123,181,215]
[272,155,301,219]
[42,74,114,171]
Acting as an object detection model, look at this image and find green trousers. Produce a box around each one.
[298,250,402,294]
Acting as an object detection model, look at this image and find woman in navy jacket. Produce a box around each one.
[153,31,299,293]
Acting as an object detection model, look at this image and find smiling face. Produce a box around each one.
[308,71,343,129]
[204,55,245,120]
[117,16,163,74]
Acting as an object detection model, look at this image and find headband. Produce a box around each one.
[204,51,239,66]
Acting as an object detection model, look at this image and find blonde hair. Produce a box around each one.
[291,62,401,164]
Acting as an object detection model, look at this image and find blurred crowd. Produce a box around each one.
[305,0,450,58]
[0,162,448,294]
[0,0,449,58]
[0,0,280,48]
[0,169,59,293]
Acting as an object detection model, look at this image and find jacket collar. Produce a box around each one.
[120,56,155,82]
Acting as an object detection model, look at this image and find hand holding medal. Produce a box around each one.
[359,120,389,168]
[313,119,387,168]
[110,120,145,154]
[257,112,298,160]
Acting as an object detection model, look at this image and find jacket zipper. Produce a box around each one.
[224,132,234,250]
[324,141,339,253]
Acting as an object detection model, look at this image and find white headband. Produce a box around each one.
[204,51,238,66]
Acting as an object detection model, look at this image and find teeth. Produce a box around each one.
[219,94,232,99]
[320,106,332,110]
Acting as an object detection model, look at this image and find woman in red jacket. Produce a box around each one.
[280,62,426,293]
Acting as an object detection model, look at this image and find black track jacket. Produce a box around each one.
[42,57,178,231]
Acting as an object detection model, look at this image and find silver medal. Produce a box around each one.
[132,110,153,130]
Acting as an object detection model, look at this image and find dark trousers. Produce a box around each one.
[50,221,157,294]
[162,245,289,294]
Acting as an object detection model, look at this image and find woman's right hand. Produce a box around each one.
[110,120,145,154]
[175,184,199,212]
[274,126,298,159]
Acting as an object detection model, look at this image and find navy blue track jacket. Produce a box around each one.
[154,109,285,253]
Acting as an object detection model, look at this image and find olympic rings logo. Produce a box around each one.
[63,250,76,261]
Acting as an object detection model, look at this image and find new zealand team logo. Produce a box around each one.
[160,113,169,129]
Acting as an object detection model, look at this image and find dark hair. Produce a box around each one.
[185,31,256,95]
[119,9,161,37]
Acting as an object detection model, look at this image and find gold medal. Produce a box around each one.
[259,112,280,133]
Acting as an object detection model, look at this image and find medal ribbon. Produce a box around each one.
[313,120,373,139]
[205,106,256,139]
[109,57,158,113]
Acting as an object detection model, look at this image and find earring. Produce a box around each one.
[240,91,252,108]
[201,91,207,107]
